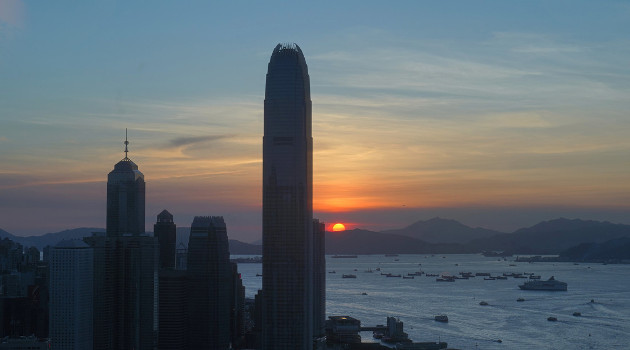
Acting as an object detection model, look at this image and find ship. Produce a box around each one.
[518,276,567,291]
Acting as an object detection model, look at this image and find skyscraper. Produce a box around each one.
[186,216,232,350]
[106,130,145,237]
[154,210,177,269]
[87,133,158,350]
[49,240,93,350]
[262,43,314,350]
[312,219,326,341]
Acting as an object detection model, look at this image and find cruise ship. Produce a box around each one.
[518,276,567,291]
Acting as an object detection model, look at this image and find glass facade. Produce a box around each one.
[262,43,314,350]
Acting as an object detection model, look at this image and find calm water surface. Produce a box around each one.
[237,254,630,349]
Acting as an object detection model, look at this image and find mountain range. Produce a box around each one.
[3,217,630,255]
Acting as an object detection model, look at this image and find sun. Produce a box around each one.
[332,223,346,232]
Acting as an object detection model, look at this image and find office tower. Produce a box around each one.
[158,270,188,350]
[262,43,314,350]
[186,216,232,350]
[87,134,159,350]
[312,219,326,340]
[154,210,177,269]
[49,240,93,350]
[230,262,246,347]
[106,130,145,237]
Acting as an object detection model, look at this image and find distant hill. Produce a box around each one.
[469,218,630,254]
[0,227,261,255]
[4,217,630,255]
[560,237,630,262]
[0,227,104,250]
[381,217,503,244]
[326,228,473,255]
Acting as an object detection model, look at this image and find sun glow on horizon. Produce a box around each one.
[332,223,346,232]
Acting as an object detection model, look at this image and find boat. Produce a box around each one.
[328,271,336,274]
[434,315,448,322]
[402,276,414,279]
[256,273,262,277]
[436,277,455,282]
[479,301,488,306]
[573,312,581,317]
[386,273,401,278]
[519,276,567,291]
[517,297,525,302]
[547,316,557,322]
[342,274,357,278]
[362,292,368,295]
[529,275,541,279]
[495,276,508,280]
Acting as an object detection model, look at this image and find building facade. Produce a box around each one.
[312,219,326,341]
[262,43,314,350]
[49,240,93,350]
[186,216,232,350]
[154,210,177,270]
[87,136,158,350]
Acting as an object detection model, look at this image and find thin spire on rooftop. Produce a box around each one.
[124,128,129,160]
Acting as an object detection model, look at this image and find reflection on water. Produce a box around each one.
[237,254,630,349]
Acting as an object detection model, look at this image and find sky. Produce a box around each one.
[1,1,630,242]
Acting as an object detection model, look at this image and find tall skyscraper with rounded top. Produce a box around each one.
[106,131,145,237]
[262,43,313,350]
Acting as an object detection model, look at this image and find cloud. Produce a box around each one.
[167,134,235,148]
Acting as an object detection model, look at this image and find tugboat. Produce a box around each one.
[434,315,448,323]
[519,276,567,291]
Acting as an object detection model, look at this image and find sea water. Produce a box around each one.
[236,254,630,349]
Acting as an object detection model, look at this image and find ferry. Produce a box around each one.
[519,276,567,291]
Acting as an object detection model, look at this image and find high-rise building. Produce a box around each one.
[312,219,326,341]
[87,133,158,350]
[262,43,314,350]
[106,131,145,237]
[154,210,177,269]
[157,269,188,350]
[186,216,232,350]
[229,262,246,348]
[49,240,93,350]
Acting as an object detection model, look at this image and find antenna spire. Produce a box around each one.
[124,128,129,159]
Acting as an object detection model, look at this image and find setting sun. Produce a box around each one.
[332,223,346,232]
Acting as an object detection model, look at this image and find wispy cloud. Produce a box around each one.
[166,134,235,148]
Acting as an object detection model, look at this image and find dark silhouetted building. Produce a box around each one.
[154,210,177,269]
[262,43,315,350]
[157,269,188,350]
[186,216,232,350]
[313,219,326,341]
[87,134,158,350]
[49,240,93,350]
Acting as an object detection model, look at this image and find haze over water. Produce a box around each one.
[237,254,630,349]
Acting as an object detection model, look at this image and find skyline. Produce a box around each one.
[2,1,630,242]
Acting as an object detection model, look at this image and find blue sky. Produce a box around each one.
[1,1,630,241]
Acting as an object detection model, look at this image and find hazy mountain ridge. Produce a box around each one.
[559,237,630,261]
[0,227,261,255]
[3,217,630,255]
[468,218,630,254]
[326,228,474,255]
[381,217,504,243]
